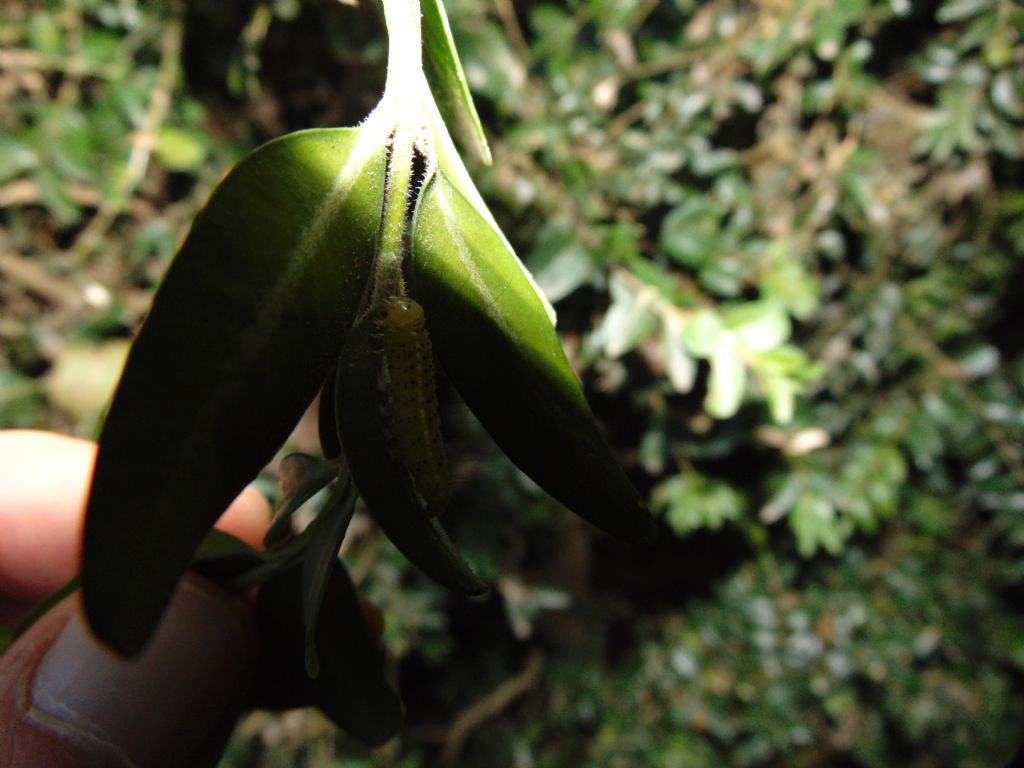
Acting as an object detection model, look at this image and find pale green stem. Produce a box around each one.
[372,128,417,304]
[364,0,428,307]
[381,0,424,111]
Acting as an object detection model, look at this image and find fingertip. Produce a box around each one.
[215,486,271,550]
[0,430,270,598]
[0,431,97,600]
[0,578,256,768]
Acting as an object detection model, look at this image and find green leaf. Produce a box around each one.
[189,528,268,584]
[706,334,745,419]
[527,229,594,303]
[757,345,823,381]
[36,105,96,183]
[255,562,402,745]
[662,315,697,394]
[653,474,745,535]
[27,13,63,54]
[698,255,746,297]
[11,527,265,656]
[0,135,38,184]
[34,166,81,224]
[595,275,659,358]
[155,126,208,172]
[991,70,1024,121]
[762,374,797,425]
[422,0,491,164]
[264,453,339,547]
[758,244,819,320]
[659,198,721,268]
[725,301,791,352]
[302,478,357,677]
[791,492,844,557]
[411,171,655,544]
[317,366,343,459]
[83,128,389,656]
[682,309,724,358]
[936,0,993,24]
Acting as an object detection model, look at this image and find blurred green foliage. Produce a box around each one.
[2,0,1023,765]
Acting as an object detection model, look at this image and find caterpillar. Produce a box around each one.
[378,295,449,518]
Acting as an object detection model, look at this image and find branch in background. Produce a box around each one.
[441,650,545,766]
[0,235,83,310]
[0,49,125,81]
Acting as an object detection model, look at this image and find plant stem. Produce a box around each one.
[373,127,418,303]
[367,0,428,305]
[382,0,424,110]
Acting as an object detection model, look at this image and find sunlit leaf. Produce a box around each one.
[411,171,655,543]
[422,0,491,164]
[155,126,208,172]
[595,276,659,358]
[706,333,745,419]
[662,314,697,394]
[726,301,791,352]
[682,309,724,358]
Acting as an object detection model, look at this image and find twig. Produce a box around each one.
[441,650,545,766]
[0,49,125,80]
[55,0,85,105]
[0,178,102,209]
[605,97,650,140]
[626,0,661,30]
[491,0,531,66]
[618,48,706,85]
[0,240,83,308]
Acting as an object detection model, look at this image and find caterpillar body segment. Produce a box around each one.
[333,306,485,595]
[378,296,449,518]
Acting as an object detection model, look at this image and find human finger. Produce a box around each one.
[0,574,257,768]
[0,430,271,603]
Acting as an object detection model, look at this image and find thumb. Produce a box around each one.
[0,575,257,768]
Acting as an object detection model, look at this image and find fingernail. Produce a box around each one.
[28,576,255,768]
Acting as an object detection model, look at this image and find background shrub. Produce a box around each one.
[1,0,1022,765]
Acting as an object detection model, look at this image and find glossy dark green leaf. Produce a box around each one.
[301,477,356,677]
[7,528,262,656]
[317,366,343,459]
[335,312,488,595]
[190,528,267,583]
[255,560,402,745]
[410,172,656,544]
[264,453,340,547]
[83,128,389,656]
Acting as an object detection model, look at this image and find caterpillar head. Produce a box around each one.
[384,296,424,331]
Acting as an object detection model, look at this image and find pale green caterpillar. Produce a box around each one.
[378,295,449,518]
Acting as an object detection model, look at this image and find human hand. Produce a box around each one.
[0,430,271,768]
